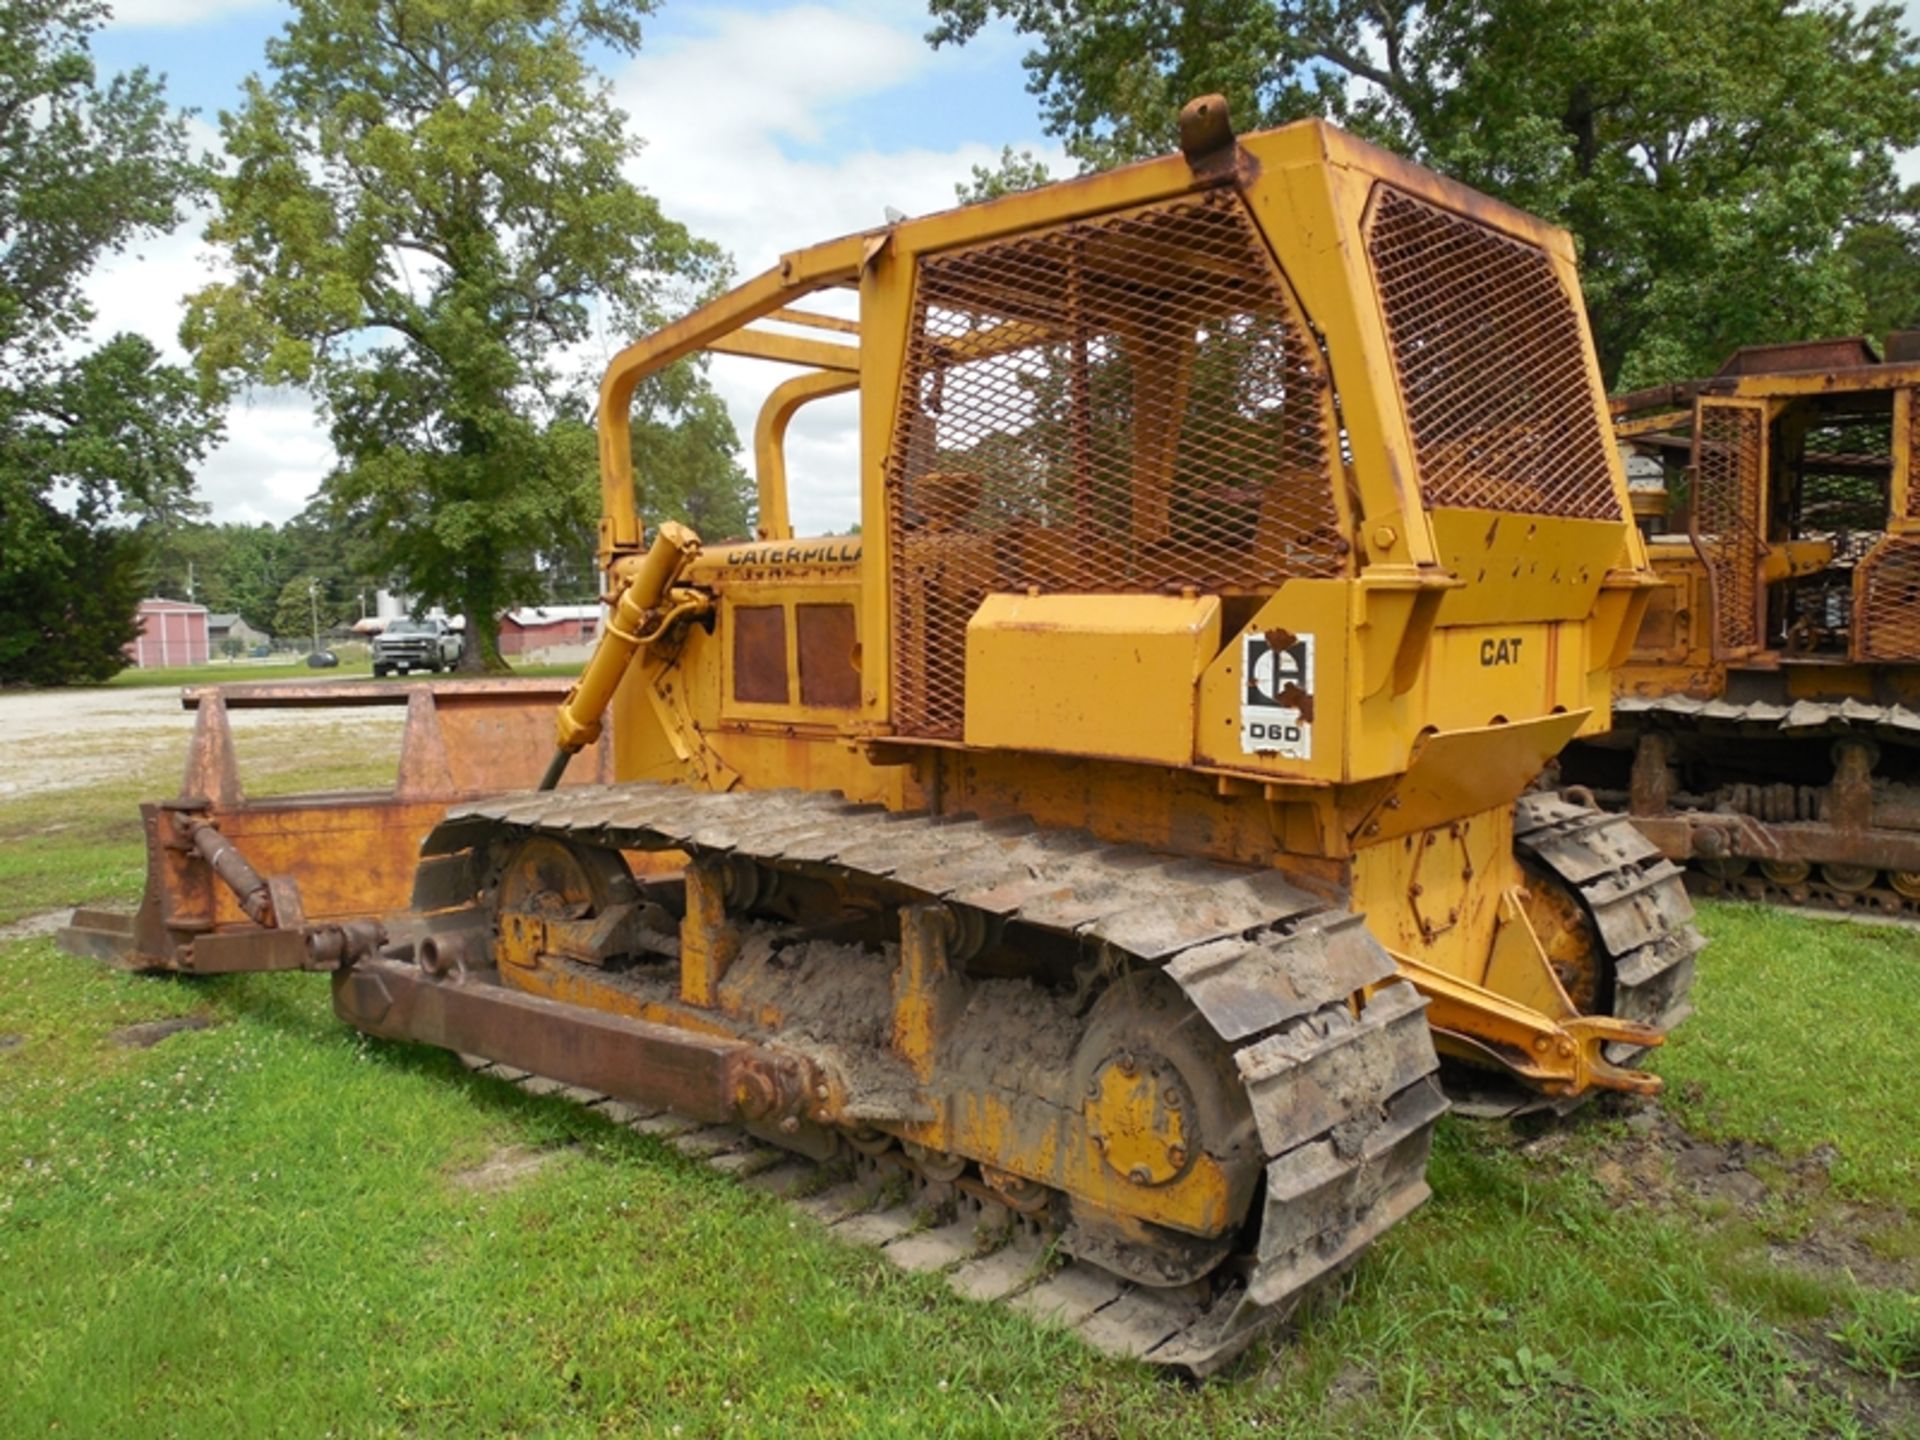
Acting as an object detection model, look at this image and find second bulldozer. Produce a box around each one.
[65,99,1697,1372]
[1570,336,1920,915]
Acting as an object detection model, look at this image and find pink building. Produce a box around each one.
[128,599,211,669]
[498,605,600,657]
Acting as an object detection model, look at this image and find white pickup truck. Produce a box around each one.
[371,617,461,676]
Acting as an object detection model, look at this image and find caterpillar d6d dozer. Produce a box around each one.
[65,99,1698,1373]
[1568,335,1920,915]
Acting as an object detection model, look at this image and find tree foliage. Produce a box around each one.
[0,0,220,685]
[142,512,377,640]
[629,362,756,542]
[955,146,1056,204]
[929,0,1920,386]
[185,0,741,671]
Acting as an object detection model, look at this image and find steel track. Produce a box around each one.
[417,783,1449,1374]
[1515,794,1703,1053]
[1607,694,1920,921]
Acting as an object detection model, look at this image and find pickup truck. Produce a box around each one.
[372,618,461,676]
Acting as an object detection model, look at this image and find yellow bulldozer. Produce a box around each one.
[1563,337,1920,915]
[62,99,1698,1373]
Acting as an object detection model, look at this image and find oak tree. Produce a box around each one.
[0,0,219,685]
[186,0,745,670]
[929,0,1920,387]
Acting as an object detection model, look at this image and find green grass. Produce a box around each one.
[2,760,1916,1435]
[105,656,375,687]
[102,656,580,688]
[1657,904,1920,1204]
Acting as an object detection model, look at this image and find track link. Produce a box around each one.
[1686,868,1920,922]
[1603,695,1920,921]
[1515,793,1703,1060]
[418,784,1448,1374]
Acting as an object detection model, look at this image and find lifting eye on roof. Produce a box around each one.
[1178,94,1236,170]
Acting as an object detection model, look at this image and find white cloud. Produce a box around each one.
[78,2,1069,532]
[612,5,1068,535]
[103,0,276,29]
[84,213,216,362]
[196,393,332,523]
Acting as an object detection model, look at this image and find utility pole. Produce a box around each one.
[308,577,320,656]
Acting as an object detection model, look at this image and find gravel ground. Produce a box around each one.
[0,682,403,801]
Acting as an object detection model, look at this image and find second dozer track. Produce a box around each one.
[417,782,1446,1374]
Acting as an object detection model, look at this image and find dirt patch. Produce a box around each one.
[0,911,70,944]
[0,683,404,801]
[1320,1358,1380,1409]
[1786,1328,1920,1437]
[449,1144,567,1193]
[111,1015,216,1049]
[1515,1101,1916,1292]
[0,1033,24,1052]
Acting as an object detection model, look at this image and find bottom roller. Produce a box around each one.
[362,781,1449,1373]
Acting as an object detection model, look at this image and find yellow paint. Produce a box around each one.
[1351,804,1519,982]
[890,905,961,1083]
[679,859,735,1008]
[569,108,1678,1128]
[1086,1060,1191,1187]
[965,593,1222,766]
[930,1089,1237,1237]
[1614,368,1920,688]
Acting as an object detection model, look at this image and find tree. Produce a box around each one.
[956,146,1055,204]
[0,1,220,686]
[630,362,756,542]
[185,0,734,671]
[1842,213,1920,340]
[928,0,1920,388]
[272,573,339,652]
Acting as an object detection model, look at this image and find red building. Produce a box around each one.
[498,605,601,656]
[128,599,211,669]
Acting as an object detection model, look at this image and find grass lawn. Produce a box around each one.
[105,656,376,687]
[2,750,1916,1436]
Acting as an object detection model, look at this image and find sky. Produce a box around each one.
[82,0,1920,538]
[86,0,1069,535]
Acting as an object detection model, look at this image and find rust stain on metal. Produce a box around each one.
[732,604,789,705]
[795,602,860,709]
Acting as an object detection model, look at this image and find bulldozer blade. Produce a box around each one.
[57,908,143,968]
[57,677,610,973]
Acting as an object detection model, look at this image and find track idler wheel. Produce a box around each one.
[1890,871,1920,901]
[496,834,632,918]
[1060,971,1257,1289]
[1520,861,1606,1013]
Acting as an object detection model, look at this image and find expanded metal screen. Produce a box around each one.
[884,191,1344,740]
[1792,416,1892,565]
[1908,390,1920,520]
[1856,536,1920,661]
[1690,400,1768,658]
[1365,186,1620,521]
